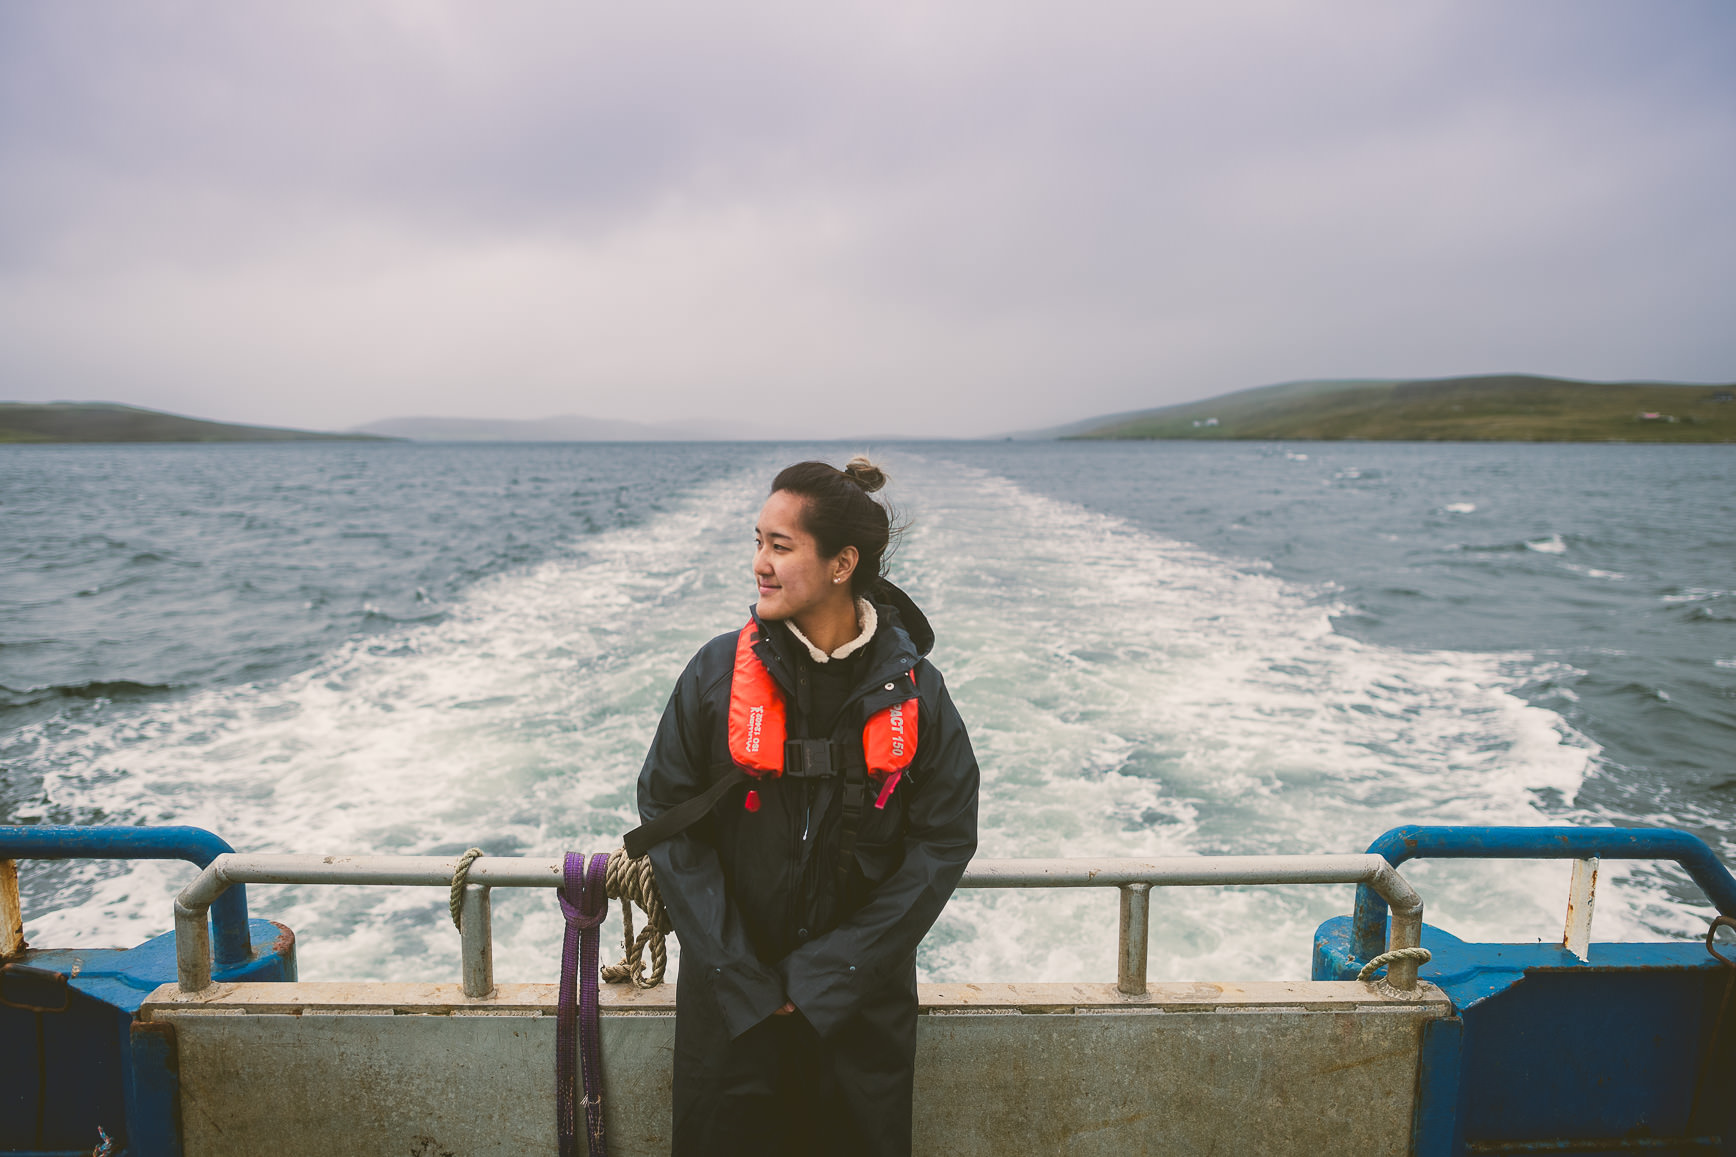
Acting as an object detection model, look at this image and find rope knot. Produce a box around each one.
[559,852,611,931]
[449,847,484,932]
[1357,945,1432,982]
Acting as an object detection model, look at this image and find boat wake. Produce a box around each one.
[12,452,1704,987]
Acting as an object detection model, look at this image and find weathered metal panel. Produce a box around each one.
[148,980,1446,1157]
[912,1007,1433,1155]
[164,1010,666,1157]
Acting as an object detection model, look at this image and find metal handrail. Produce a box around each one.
[1349,826,1736,965]
[965,854,1424,994]
[171,851,1426,997]
[0,825,252,967]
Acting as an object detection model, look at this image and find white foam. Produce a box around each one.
[1525,534,1567,554]
[21,462,780,983]
[1443,502,1476,514]
[1663,588,1730,604]
[16,452,1696,990]
[893,461,1640,983]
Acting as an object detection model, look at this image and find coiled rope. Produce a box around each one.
[448,846,669,989]
[1357,946,1432,982]
[600,848,670,989]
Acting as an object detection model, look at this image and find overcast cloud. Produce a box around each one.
[1,1,1732,437]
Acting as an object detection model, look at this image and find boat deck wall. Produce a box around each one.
[142,979,1450,1156]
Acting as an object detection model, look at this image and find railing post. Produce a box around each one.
[175,897,214,991]
[0,859,23,957]
[459,884,494,998]
[1117,882,1151,995]
[1563,857,1598,961]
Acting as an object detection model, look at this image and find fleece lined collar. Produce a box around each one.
[785,598,878,663]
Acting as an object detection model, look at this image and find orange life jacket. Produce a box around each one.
[726,619,917,809]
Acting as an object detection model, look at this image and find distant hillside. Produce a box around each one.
[1061,375,1736,442]
[352,414,767,441]
[0,403,392,444]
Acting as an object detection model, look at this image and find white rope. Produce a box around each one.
[1357,946,1432,981]
[449,847,484,931]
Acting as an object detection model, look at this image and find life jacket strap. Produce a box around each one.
[836,755,867,894]
[622,767,749,860]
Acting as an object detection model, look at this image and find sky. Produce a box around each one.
[1,2,1733,439]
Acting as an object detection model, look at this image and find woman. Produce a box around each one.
[630,457,980,1157]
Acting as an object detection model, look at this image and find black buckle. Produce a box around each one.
[783,739,838,778]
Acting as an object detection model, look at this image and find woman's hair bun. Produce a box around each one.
[842,456,887,493]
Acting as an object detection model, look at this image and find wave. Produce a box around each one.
[0,679,179,709]
[1451,533,1576,555]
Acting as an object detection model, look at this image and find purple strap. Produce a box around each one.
[557,851,611,1157]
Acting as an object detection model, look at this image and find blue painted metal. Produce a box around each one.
[1,922,294,1157]
[1349,826,1736,969]
[1462,1140,1722,1152]
[1412,1015,1465,1157]
[128,1021,182,1157]
[1318,916,1735,1153]
[1,827,294,1157]
[21,919,297,1010]
[1316,916,1725,1003]
[0,825,251,967]
[1316,824,1736,1156]
[1454,969,1727,1147]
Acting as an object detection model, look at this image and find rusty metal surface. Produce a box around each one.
[146,979,1446,1157]
[0,858,23,957]
[1562,857,1599,961]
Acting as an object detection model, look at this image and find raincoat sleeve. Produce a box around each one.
[638,650,790,1039]
[779,664,980,1038]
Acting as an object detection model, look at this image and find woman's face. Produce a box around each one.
[754,490,853,621]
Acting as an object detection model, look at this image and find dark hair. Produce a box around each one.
[771,456,900,596]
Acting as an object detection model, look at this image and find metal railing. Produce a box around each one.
[1,825,253,966]
[1350,825,1736,967]
[172,851,1426,998]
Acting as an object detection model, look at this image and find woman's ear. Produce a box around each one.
[833,545,860,586]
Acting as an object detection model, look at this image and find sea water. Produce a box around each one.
[2,441,1732,986]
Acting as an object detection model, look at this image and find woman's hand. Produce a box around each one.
[771,1001,797,1017]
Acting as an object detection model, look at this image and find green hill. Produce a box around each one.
[0,403,393,444]
[1064,375,1736,443]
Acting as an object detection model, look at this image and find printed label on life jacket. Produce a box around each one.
[727,621,786,775]
[863,696,918,774]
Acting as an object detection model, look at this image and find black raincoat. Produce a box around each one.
[637,582,980,1157]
